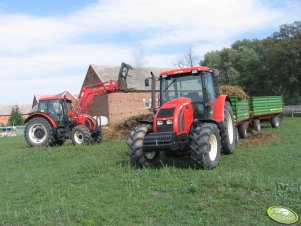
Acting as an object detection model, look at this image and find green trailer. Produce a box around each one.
[249,96,283,116]
[229,96,283,139]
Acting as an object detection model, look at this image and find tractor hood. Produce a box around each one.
[154,97,194,135]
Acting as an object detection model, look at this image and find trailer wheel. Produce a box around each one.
[24,117,55,147]
[238,123,247,139]
[128,125,159,167]
[271,116,280,128]
[221,101,236,154]
[253,119,261,132]
[191,123,221,169]
[70,125,92,145]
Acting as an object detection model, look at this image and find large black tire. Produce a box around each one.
[24,117,55,147]
[128,125,159,167]
[70,125,93,145]
[253,119,261,132]
[190,123,221,169]
[238,123,247,139]
[92,128,102,144]
[271,116,280,128]
[220,102,236,154]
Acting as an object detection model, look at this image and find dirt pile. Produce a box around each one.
[240,131,277,148]
[102,113,154,140]
[219,85,249,100]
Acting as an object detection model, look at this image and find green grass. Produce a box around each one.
[0,118,300,226]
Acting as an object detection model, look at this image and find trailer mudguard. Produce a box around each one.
[24,113,58,128]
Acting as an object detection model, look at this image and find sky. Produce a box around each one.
[0,0,300,105]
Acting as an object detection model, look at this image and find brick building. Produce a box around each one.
[0,104,32,125]
[82,64,169,123]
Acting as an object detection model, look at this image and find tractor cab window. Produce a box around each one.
[38,101,47,113]
[161,74,203,104]
[203,72,215,102]
[38,100,64,124]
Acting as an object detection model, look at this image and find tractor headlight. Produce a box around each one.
[157,121,163,126]
[166,120,173,125]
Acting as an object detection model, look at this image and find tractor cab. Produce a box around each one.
[159,66,219,120]
[37,96,72,126]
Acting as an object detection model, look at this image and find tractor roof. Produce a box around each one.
[160,66,212,77]
[39,96,72,102]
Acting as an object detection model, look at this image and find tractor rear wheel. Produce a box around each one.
[190,123,221,169]
[24,117,55,147]
[253,119,261,132]
[221,102,236,154]
[70,125,92,145]
[271,116,280,128]
[128,125,159,167]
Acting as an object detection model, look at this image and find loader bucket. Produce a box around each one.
[118,62,134,91]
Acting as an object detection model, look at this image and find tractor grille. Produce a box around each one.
[157,122,173,132]
[157,108,175,118]
[143,132,175,146]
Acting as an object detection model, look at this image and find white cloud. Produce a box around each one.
[0,0,300,104]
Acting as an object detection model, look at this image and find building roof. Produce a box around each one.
[90,64,171,91]
[0,104,32,115]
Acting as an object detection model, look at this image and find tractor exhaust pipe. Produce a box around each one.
[150,72,156,113]
[118,62,134,91]
[145,72,157,114]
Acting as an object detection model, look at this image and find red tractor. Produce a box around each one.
[24,62,133,147]
[128,66,236,169]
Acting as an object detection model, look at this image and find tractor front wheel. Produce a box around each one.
[190,123,221,169]
[70,125,92,145]
[128,125,159,167]
[24,117,55,147]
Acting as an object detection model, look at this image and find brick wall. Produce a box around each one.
[0,115,9,125]
[107,91,159,123]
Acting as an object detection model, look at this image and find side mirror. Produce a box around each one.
[144,79,149,87]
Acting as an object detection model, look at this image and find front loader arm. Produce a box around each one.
[75,62,134,115]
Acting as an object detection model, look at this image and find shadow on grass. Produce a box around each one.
[117,153,196,169]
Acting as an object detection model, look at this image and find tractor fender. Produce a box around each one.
[24,113,58,128]
[213,95,231,122]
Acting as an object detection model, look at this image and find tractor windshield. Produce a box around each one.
[160,74,203,104]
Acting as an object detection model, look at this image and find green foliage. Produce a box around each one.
[0,118,301,225]
[201,21,301,104]
[8,105,24,126]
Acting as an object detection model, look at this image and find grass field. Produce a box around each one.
[0,118,300,226]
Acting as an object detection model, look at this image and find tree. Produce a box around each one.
[8,105,24,126]
[174,48,199,68]
[200,20,301,104]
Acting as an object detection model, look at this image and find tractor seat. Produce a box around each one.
[187,92,200,102]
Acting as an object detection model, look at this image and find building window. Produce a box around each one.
[144,102,150,109]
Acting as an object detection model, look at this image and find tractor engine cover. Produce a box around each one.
[154,97,194,135]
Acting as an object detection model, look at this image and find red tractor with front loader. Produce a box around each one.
[127,66,236,169]
[24,62,133,147]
